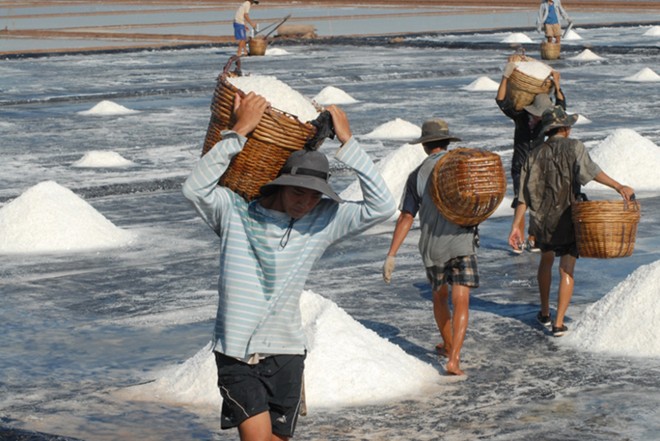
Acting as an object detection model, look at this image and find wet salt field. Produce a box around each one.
[1,21,660,441]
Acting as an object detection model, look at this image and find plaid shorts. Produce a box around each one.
[215,352,305,438]
[426,255,480,290]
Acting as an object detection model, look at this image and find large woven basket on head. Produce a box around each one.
[540,42,561,60]
[201,56,319,201]
[572,199,641,258]
[507,60,553,111]
[429,148,507,227]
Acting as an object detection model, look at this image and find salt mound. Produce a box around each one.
[227,75,319,122]
[78,100,139,116]
[515,60,552,80]
[563,29,582,40]
[341,142,427,204]
[575,114,591,125]
[462,76,499,92]
[72,151,135,168]
[0,181,135,253]
[265,47,289,56]
[119,290,441,408]
[623,67,660,82]
[585,129,660,191]
[363,118,420,140]
[569,49,604,61]
[501,33,533,43]
[313,86,358,106]
[643,25,660,37]
[565,260,660,358]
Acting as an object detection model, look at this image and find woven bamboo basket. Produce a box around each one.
[507,62,553,111]
[429,148,507,227]
[249,37,268,56]
[572,199,641,258]
[201,56,319,200]
[540,42,561,60]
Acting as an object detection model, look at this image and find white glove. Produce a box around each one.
[502,62,517,79]
[382,256,396,284]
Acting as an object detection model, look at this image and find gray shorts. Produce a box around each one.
[426,254,480,290]
[215,351,306,438]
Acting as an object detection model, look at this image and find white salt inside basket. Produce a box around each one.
[227,75,319,122]
[514,60,552,80]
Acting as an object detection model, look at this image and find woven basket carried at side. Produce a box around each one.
[429,148,507,227]
[540,42,561,60]
[201,56,319,200]
[507,60,553,111]
[572,199,641,258]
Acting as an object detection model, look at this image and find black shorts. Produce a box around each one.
[539,241,579,258]
[215,351,306,438]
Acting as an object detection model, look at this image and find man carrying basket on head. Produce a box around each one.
[496,59,565,253]
[381,119,477,376]
[508,106,634,337]
[183,92,395,440]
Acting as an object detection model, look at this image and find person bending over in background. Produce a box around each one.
[496,60,565,253]
[382,119,476,376]
[508,106,634,337]
[234,0,259,56]
[183,92,395,440]
[537,0,572,44]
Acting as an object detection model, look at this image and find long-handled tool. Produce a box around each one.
[562,20,574,39]
[254,14,291,38]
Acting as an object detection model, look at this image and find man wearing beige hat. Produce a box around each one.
[383,119,477,376]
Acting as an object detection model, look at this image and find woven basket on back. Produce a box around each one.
[540,42,561,60]
[572,199,641,258]
[507,60,553,111]
[201,56,319,200]
[429,148,507,227]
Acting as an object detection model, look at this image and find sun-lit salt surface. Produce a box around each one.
[72,151,135,168]
[462,76,500,92]
[119,290,443,409]
[77,100,139,116]
[623,67,660,82]
[227,75,319,122]
[0,181,135,253]
[501,32,533,43]
[564,260,660,358]
[362,118,420,140]
[563,28,583,40]
[643,25,660,36]
[313,85,358,106]
[585,129,660,191]
[569,49,605,61]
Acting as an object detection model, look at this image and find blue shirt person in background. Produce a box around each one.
[536,0,572,44]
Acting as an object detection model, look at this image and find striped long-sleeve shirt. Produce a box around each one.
[182,131,396,360]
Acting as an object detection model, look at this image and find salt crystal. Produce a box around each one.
[227,75,319,122]
[515,60,552,80]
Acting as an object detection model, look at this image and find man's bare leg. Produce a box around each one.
[445,285,470,376]
[238,411,289,441]
[432,285,452,357]
[554,254,576,328]
[537,251,554,317]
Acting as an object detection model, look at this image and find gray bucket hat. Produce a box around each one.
[524,93,554,117]
[409,119,461,145]
[260,150,342,203]
[541,106,579,134]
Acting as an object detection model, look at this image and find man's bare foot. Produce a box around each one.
[445,360,465,376]
[435,343,449,358]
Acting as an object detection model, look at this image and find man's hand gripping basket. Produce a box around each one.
[201,56,325,200]
[429,148,507,227]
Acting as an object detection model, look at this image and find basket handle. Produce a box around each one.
[222,55,243,79]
